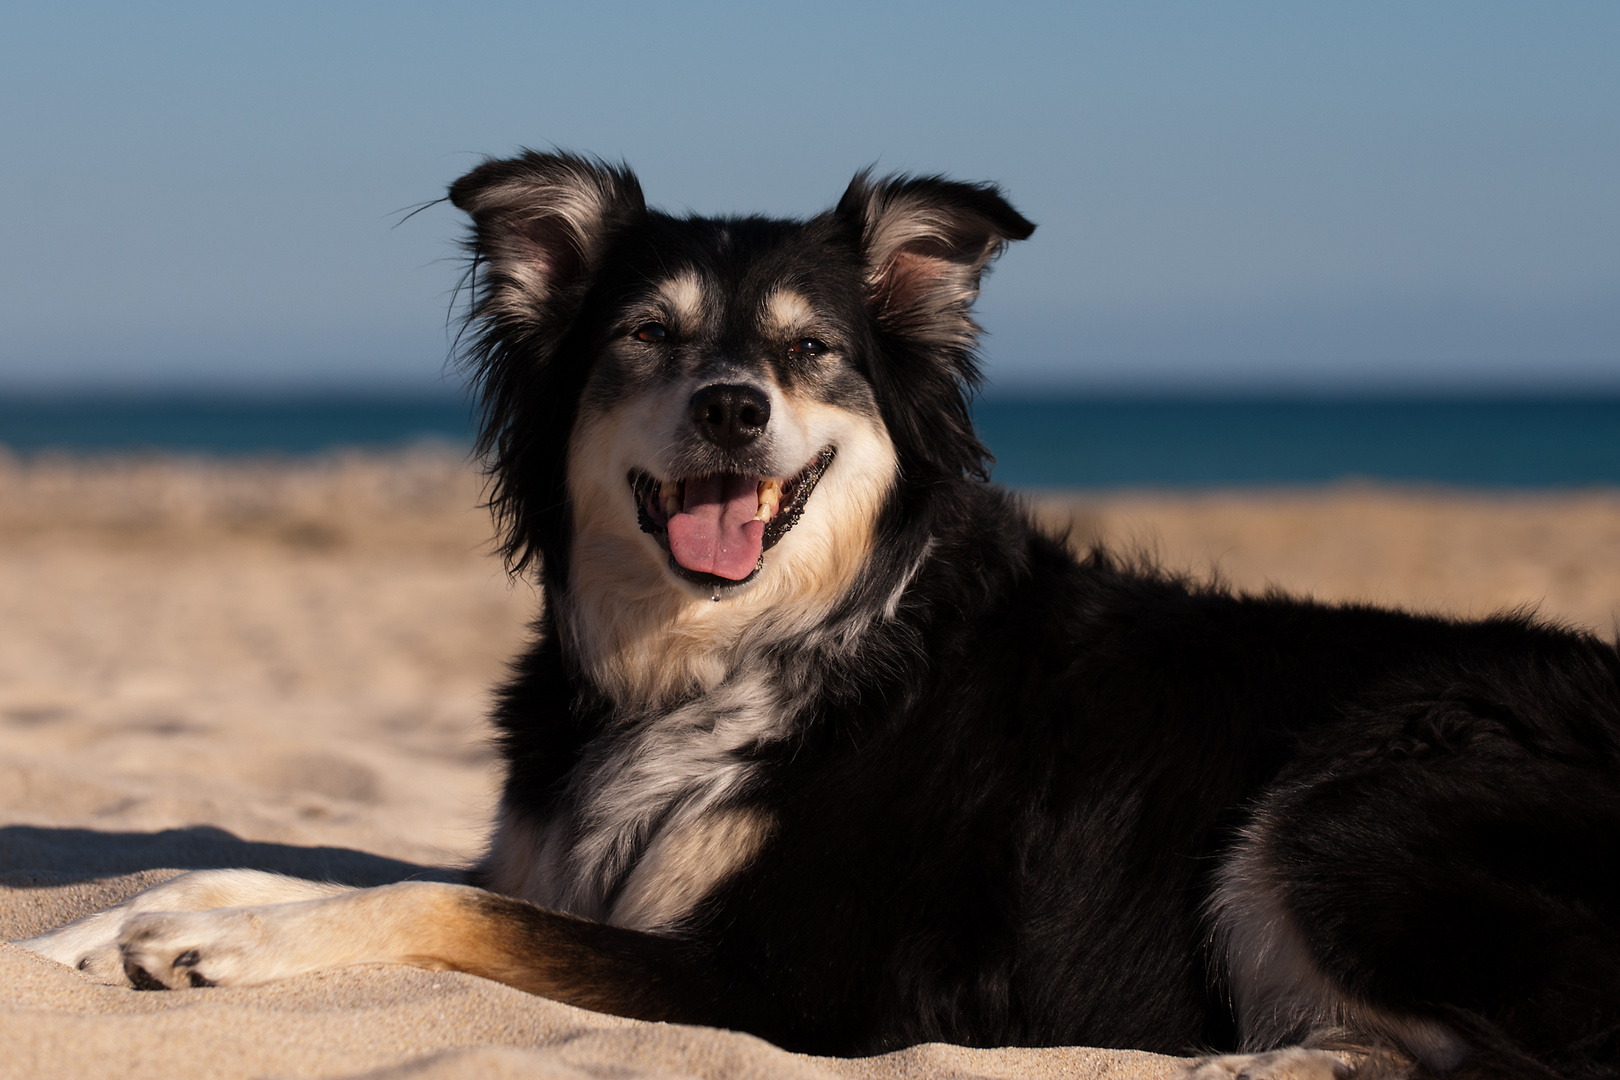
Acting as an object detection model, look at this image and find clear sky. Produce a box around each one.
[1,1,1616,394]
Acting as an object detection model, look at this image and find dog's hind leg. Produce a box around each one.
[15,869,352,984]
[112,882,723,1025]
[1210,717,1620,1080]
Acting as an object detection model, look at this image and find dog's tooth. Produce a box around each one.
[661,481,682,518]
[755,479,783,522]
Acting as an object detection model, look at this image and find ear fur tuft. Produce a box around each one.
[451,151,646,330]
[837,172,1034,349]
[835,172,1035,482]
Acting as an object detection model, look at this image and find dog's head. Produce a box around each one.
[451,152,1031,696]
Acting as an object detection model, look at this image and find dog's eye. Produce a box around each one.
[634,323,668,344]
[789,338,827,357]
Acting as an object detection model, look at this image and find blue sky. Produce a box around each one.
[1,1,1616,394]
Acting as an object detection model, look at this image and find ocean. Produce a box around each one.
[2,394,1618,490]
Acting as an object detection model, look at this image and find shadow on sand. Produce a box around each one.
[0,824,462,889]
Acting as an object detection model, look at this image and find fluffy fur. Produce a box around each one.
[20,152,1620,1080]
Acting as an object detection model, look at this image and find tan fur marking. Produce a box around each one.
[609,807,775,931]
[657,270,705,331]
[763,288,815,335]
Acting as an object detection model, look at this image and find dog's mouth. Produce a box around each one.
[629,447,837,590]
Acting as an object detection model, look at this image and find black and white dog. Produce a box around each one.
[21,152,1620,1080]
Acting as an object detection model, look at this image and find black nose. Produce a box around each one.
[689,383,771,451]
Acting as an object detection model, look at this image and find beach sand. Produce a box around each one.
[4,450,1618,1079]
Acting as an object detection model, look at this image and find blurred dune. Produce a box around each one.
[2,450,1618,1079]
[1035,486,1620,634]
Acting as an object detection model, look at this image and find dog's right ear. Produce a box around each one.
[450,151,646,331]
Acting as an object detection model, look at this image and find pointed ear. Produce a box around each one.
[835,172,1033,483]
[836,171,1034,347]
[449,152,645,579]
[450,151,646,328]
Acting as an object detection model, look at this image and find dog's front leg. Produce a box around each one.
[15,869,352,984]
[116,882,719,1024]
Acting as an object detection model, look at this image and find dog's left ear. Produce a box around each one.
[835,173,1034,482]
[836,172,1035,348]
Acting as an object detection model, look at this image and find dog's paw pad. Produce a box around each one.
[118,913,234,991]
[1184,1048,1351,1080]
[125,962,172,992]
[174,950,216,987]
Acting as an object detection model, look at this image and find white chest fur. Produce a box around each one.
[480,667,786,931]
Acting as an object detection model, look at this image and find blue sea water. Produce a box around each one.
[0,395,478,458]
[971,397,1620,489]
[2,394,1618,489]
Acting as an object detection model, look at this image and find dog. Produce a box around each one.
[19,152,1620,1080]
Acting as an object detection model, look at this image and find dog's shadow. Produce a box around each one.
[0,824,461,940]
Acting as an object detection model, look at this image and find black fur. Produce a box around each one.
[455,151,1620,1076]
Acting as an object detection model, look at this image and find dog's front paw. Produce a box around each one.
[16,908,140,986]
[15,870,352,988]
[1184,1048,1352,1080]
[118,910,274,990]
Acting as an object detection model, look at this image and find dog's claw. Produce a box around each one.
[125,962,169,991]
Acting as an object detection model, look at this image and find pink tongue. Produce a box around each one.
[666,474,766,581]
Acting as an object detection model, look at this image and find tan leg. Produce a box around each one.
[14,869,350,984]
[114,882,718,1025]
[117,882,496,989]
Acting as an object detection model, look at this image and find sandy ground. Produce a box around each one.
[3,449,1618,1079]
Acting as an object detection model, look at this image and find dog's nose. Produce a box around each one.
[689,384,771,451]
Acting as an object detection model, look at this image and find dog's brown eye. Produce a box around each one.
[634,323,667,344]
[790,337,827,356]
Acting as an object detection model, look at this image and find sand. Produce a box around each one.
[3,449,1618,1079]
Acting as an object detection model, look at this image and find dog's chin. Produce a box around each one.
[629,447,837,598]
[668,560,764,593]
